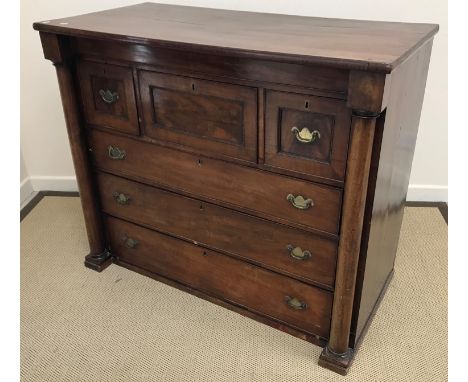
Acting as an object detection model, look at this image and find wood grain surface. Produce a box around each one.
[96,171,338,289]
[106,215,333,338]
[33,3,438,72]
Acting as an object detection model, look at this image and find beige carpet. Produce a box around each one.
[20,197,447,381]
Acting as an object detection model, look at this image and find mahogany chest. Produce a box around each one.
[34,3,438,375]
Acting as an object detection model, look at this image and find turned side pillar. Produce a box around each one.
[39,32,111,271]
[319,71,386,374]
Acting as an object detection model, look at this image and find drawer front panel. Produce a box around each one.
[106,216,333,338]
[77,61,139,135]
[88,129,342,234]
[96,171,337,288]
[139,70,257,162]
[265,90,351,182]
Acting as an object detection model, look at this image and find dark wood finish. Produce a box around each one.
[95,171,337,289]
[88,129,342,235]
[40,32,110,271]
[318,112,377,374]
[265,90,351,182]
[35,5,437,375]
[347,71,388,113]
[348,111,386,347]
[33,3,438,73]
[57,62,111,271]
[258,88,266,164]
[138,70,257,162]
[39,32,66,63]
[77,60,139,135]
[116,259,328,347]
[73,38,350,99]
[106,215,333,338]
[350,40,436,346]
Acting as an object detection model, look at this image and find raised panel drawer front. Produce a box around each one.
[106,216,333,338]
[96,171,337,288]
[88,129,342,234]
[77,61,139,135]
[265,90,351,183]
[139,70,258,163]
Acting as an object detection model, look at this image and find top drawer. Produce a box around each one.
[77,61,139,135]
[138,70,258,163]
[265,90,351,183]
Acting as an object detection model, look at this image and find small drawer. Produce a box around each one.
[265,90,351,183]
[77,60,139,135]
[138,70,257,163]
[106,216,333,338]
[88,129,342,234]
[96,171,337,288]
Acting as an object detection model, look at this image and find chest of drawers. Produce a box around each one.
[34,3,438,375]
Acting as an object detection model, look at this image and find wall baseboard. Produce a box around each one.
[20,177,34,207]
[406,184,448,202]
[22,176,448,203]
[29,176,79,193]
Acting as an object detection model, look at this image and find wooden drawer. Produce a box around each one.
[106,216,333,338]
[88,129,342,235]
[265,90,351,183]
[77,61,139,135]
[96,171,337,288]
[138,70,257,163]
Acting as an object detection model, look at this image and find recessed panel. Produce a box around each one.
[77,61,139,135]
[139,71,257,163]
[265,90,351,183]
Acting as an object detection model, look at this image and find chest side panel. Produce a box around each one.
[351,40,434,346]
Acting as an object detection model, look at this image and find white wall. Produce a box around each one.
[20,150,33,206]
[21,0,447,201]
[20,150,28,184]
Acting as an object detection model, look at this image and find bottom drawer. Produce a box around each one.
[105,215,333,338]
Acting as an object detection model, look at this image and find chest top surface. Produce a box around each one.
[33,2,438,73]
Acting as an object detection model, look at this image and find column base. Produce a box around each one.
[318,346,354,375]
[84,249,112,272]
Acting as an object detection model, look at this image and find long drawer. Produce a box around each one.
[96,171,337,288]
[106,216,333,338]
[88,129,342,235]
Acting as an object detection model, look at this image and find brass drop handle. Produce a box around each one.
[99,89,119,104]
[122,235,139,249]
[284,296,308,310]
[291,127,320,144]
[286,245,311,261]
[108,145,126,160]
[287,194,314,210]
[112,192,131,205]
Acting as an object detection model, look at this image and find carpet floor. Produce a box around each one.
[20,197,447,381]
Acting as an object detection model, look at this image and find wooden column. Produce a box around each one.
[318,113,377,374]
[318,70,385,375]
[39,32,111,271]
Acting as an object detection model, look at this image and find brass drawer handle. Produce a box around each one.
[122,235,139,249]
[286,245,311,260]
[286,194,314,210]
[291,127,321,143]
[284,296,308,310]
[107,145,126,160]
[112,192,130,205]
[99,89,119,104]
